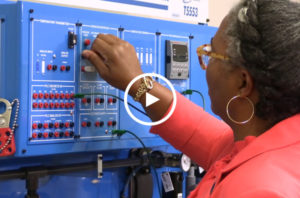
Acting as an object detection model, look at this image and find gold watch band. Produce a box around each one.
[134,76,154,102]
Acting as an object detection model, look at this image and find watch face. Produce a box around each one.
[181,154,191,172]
[143,76,154,89]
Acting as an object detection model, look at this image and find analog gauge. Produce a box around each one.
[180,154,191,172]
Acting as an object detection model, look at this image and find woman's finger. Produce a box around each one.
[82,50,109,78]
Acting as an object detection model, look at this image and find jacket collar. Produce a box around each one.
[222,113,300,173]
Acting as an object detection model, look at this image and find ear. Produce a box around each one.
[238,68,254,97]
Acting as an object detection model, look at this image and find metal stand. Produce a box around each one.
[0,150,182,197]
[25,174,39,198]
[24,168,47,198]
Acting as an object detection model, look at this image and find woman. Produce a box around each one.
[82,0,300,197]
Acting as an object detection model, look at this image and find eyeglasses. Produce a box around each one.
[196,44,230,70]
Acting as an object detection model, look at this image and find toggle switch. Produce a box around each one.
[81,65,96,73]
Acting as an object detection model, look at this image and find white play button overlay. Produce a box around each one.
[146,92,160,107]
[124,73,177,126]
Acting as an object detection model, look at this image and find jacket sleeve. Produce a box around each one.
[236,190,285,198]
[150,92,234,170]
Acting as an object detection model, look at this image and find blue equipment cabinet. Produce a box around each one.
[0,1,217,197]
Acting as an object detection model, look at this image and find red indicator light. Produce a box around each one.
[54,122,59,128]
[84,39,91,46]
[39,93,44,99]
[65,122,70,128]
[32,133,38,139]
[108,98,113,104]
[65,103,70,109]
[60,65,66,71]
[81,121,87,127]
[107,121,113,126]
[33,93,38,99]
[44,102,49,108]
[44,93,49,99]
[54,131,59,137]
[65,131,70,137]
[38,103,44,108]
[32,123,38,129]
[32,103,38,108]
[43,123,49,129]
[82,98,87,104]
[95,98,100,104]
[95,121,100,127]
[60,103,65,108]
[47,64,52,70]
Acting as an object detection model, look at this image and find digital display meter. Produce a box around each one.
[166,40,189,79]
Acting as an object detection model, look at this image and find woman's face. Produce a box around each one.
[205,17,240,120]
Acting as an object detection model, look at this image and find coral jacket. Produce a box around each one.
[151,93,300,198]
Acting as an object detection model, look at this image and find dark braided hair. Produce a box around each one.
[226,0,300,124]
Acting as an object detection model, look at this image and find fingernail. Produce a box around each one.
[82,50,90,59]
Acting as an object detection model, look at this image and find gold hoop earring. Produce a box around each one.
[226,95,255,125]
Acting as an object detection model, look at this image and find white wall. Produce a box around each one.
[208,0,300,27]
[208,0,239,27]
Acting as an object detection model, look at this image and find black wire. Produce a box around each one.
[116,130,163,198]
[75,92,148,116]
[121,166,142,198]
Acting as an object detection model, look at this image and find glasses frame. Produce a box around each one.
[196,44,230,70]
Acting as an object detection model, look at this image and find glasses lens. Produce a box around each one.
[201,54,210,69]
[203,45,211,52]
[202,45,212,69]
[197,45,212,70]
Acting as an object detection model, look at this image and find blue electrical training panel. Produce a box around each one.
[0,1,217,158]
[0,1,218,198]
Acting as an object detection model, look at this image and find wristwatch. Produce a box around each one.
[134,76,154,102]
